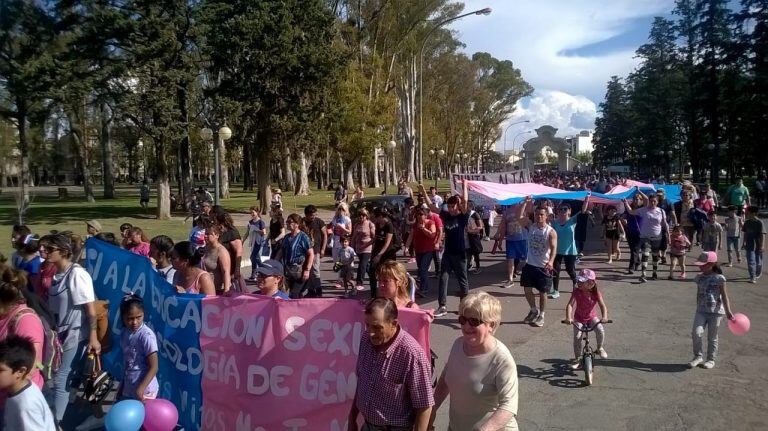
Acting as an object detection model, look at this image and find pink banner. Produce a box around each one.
[199,295,432,431]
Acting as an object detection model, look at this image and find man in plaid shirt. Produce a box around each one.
[349,298,434,431]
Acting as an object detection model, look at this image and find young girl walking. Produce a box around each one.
[119,294,159,400]
[602,206,624,263]
[668,226,692,279]
[688,252,736,370]
[564,269,609,369]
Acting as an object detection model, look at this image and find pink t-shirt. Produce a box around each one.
[129,242,151,257]
[572,288,602,324]
[0,304,44,406]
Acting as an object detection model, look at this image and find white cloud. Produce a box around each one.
[496,90,597,152]
[451,0,673,101]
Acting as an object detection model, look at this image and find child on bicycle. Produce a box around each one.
[564,268,609,369]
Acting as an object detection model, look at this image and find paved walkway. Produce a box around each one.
[256,221,767,431]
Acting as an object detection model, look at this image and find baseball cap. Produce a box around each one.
[190,230,206,248]
[256,259,284,276]
[576,268,597,283]
[694,251,718,266]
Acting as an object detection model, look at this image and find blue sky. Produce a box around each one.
[449,0,676,146]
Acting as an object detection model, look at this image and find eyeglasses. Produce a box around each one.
[458,315,484,327]
[41,246,59,254]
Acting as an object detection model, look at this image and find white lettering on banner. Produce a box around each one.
[162,384,200,429]
[246,365,292,396]
[284,316,306,350]
[86,248,103,279]
[284,317,363,355]
[202,303,265,347]
[150,288,201,332]
[299,364,356,404]
[283,418,309,430]
[330,419,349,431]
[156,332,204,375]
[203,350,241,389]
[102,261,119,291]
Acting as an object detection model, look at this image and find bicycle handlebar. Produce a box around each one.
[561,319,613,330]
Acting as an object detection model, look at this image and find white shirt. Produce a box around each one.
[4,382,56,431]
[443,338,518,431]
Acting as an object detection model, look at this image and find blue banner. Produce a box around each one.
[85,239,203,431]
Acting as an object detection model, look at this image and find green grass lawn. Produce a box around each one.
[0,180,452,258]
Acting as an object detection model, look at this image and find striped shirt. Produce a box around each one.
[355,327,434,427]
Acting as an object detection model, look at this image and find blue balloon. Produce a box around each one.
[105,399,146,431]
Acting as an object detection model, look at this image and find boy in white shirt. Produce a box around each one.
[0,335,56,431]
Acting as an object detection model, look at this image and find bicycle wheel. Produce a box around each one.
[583,355,594,386]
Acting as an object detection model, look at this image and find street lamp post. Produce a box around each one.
[419,7,491,182]
[435,149,445,188]
[200,123,233,206]
[512,131,532,167]
[502,120,531,156]
[384,140,397,194]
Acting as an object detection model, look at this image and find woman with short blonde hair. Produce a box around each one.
[431,291,519,430]
[375,260,416,308]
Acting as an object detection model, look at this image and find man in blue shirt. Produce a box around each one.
[255,259,290,299]
[550,197,590,299]
[421,181,470,317]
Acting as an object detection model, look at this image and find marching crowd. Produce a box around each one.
[0,172,763,430]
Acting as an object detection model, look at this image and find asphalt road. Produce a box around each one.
[294,220,767,431]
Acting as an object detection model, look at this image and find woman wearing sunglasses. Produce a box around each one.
[430,292,518,430]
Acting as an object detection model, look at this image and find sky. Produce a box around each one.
[449,0,676,150]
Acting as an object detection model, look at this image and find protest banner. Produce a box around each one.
[85,239,432,431]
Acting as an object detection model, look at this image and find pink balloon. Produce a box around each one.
[142,398,179,431]
[727,313,750,336]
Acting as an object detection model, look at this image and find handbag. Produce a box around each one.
[82,353,114,405]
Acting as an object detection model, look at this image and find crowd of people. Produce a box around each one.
[0,171,763,431]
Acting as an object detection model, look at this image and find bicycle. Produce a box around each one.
[561,319,613,386]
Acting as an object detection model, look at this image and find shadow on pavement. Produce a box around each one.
[541,358,688,373]
[517,362,587,389]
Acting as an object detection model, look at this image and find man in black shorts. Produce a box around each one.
[520,201,558,327]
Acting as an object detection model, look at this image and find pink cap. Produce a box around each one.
[694,251,718,266]
[576,268,596,283]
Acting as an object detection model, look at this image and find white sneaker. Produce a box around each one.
[688,356,704,368]
[75,415,105,431]
[503,279,515,288]
[434,306,448,317]
[569,359,581,370]
[597,347,608,359]
[702,360,715,369]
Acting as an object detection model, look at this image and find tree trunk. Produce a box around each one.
[373,149,380,188]
[282,146,295,191]
[396,57,417,182]
[155,141,172,220]
[65,107,96,203]
[296,151,310,195]
[345,160,355,191]
[219,136,230,199]
[359,159,367,188]
[177,88,193,209]
[100,103,115,199]
[242,138,253,191]
[15,106,30,223]
[256,133,272,214]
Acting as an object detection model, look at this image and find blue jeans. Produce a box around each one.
[50,339,88,422]
[746,249,763,279]
[415,252,432,293]
[249,241,265,277]
[726,237,740,263]
[438,252,468,307]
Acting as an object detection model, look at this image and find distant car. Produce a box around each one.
[349,195,409,222]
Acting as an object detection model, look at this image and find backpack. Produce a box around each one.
[10,300,63,382]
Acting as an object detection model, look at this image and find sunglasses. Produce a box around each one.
[458,315,484,327]
[41,246,59,254]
